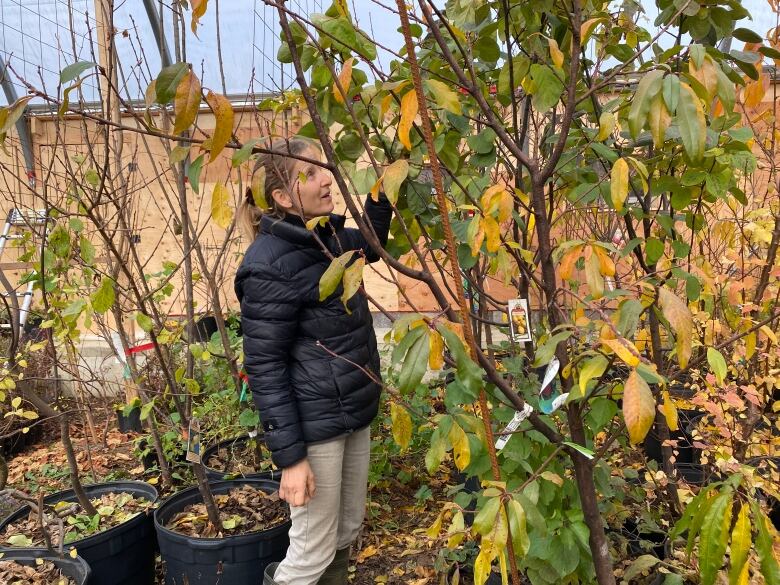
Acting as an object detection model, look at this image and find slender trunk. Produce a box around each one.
[530,180,616,585]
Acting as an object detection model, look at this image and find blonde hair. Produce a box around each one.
[237,137,321,241]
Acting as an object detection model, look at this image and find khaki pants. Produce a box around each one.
[272,426,370,585]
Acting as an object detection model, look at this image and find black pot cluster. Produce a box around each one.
[0,476,291,585]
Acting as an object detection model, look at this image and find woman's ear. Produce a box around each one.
[270,188,292,211]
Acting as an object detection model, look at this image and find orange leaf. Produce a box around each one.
[333,57,354,104]
[428,329,444,370]
[602,338,640,367]
[191,0,208,34]
[592,245,616,277]
[558,244,584,280]
[173,69,201,135]
[623,368,655,444]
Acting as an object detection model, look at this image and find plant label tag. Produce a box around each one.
[508,298,532,343]
[538,356,568,414]
[495,403,534,450]
[186,418,202,464]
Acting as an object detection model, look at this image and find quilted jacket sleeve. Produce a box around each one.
[236,261,306,469]
[341,192,392,263]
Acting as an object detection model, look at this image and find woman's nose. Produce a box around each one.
[322,171,333,187]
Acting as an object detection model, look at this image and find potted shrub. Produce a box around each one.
[0,481,158,585]
[154,478,290,585]
[0,548,90,585]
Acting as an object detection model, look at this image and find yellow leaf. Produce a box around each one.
[69,548,78,559]
[380,93,394,118]
[333,57,353,104]
[745,332,756,360]
[596,111,615,142]
[549,38,564,69]
[657,288,693,369]
[205,91,234,162]
[483,215,501,253]
[210,183,233,229]
[602,338,640,367]
[729,503,751,585]
[251,166,269,209]
[689,54,718,100]
[448,422,471,471]
[760,324,777,345]
[390,402,412,451]
[610,158,629,212]
[357,544,378,563]
[474,545,494,585]
[623,368,655,444]
[426,511,444,538]
[398,89,418,151]
[341,257,365,308]
[581,17,604,44]
[592,244,615,277]
[467,215,486,257]
[428,329,444,370]
[173,69,201,135]
[426,79,462,115]
[305,216,329,230]
[190,0,208,34]
[648,92,670,148]
[662,390,678,432]
[584,248,604,299]
[558,244,584,280]
[382,159,409,205]
[540,471,564,486]
[743,67,767,108]
[447,510,466,549]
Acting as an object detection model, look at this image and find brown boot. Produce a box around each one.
[317,547,350,585]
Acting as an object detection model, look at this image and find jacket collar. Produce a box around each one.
[260,213,346,246]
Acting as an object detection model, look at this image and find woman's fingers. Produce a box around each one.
[306,470,317,499]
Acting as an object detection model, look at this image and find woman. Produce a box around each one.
[234,137,391,585]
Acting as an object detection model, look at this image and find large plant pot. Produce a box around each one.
[0,480,158,585]
[202,434,278,482]
[116,407,143,433]
[154,478,290,585]
[0,548,91,584]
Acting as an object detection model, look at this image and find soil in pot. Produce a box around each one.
[203,435,277,481]
[0,557,80,585]
[155,479,291,585]
[165,483,287,538]
[0,481,158,585]
[1,490,153,547]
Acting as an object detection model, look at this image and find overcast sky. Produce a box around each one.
[0,0,774,105]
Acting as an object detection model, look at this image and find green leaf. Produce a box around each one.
[732,28,763,43]
[232,138,260,168]
[80,236,95,265]
[169,145,190,166]
[398,327,430,394]
[187,155,204,194]
[239,408,260,428]
[140,399,155,421]
[382,159,409,205]
[707,347,727,385]
[645,237,665,265]
[425,426,447,474]
[507,499,530,556]
[715,67,736,113]
[577,354,608,397]
[623,555,661,582]
[752,501,780,585]
[155,62,189,105]
[528,64,564,113]
[532,331,571,367]
[136,312,154,333]
[663,74,680,113]
[473,496,501,536]
[7,534,33,547]
[425,79,462,115]
[60,61,96,85]
[91,278,115,314]
[628,69,665,139]
[699,489,733,585]
[319,251,354,301]
[678,82,706,163]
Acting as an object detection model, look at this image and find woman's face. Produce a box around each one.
[282,147,334,220]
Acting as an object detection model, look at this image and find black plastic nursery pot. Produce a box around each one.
[0,548,91,584]
[154,478,290,585]
[0,480,158,585]
[202,434,278,482]
[116,406,143,433]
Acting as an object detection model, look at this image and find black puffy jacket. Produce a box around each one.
[235,196,391,469]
